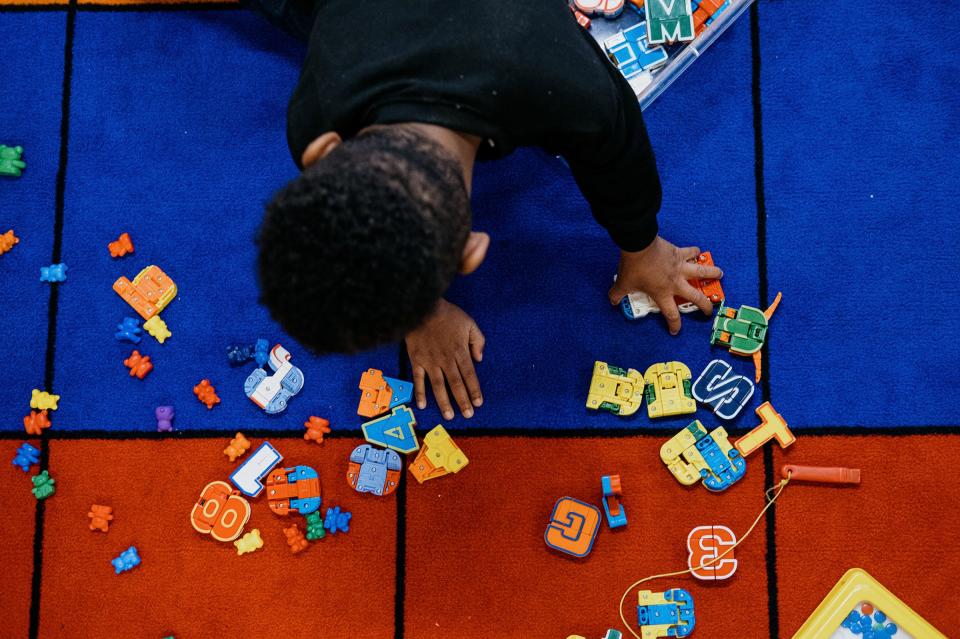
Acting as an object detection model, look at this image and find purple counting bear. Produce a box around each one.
[156,406,174,433]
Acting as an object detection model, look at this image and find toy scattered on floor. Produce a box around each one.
[305,511,326,540]
[115,317,142,344]
[586,361,644,416]
[244,343,304,414]
[123,350,154,379]
[358,368,392,418]
[12,443,40,473]
[30,389,60,411]
[0,144,26,177]
[660,420,745,491]
[88,504,114,533]
[687,525,737,580]
[793,568,948,639]
[567,631,622,639]
[690,359,754,420]
[604,23,668,95]
[190,480,252,542]
[230,441,282,497]
[575,0,624,18]
[113,264,177,320]
[692,0,729,35]
[23,410,51,435]
[143,316,171,344]
[40,263,67,283]
[266,465,321,515]
[226,343,255,366]
[303,416,331,443]
[234,528,263,555]
[781,464,861,485]
[636,588,695,638]
[569,4,591,28]
[409,425,469,483]
[645,0,695,44]
[601,474,627,528]
[111,546,141,574]
[283,523,309,553]
[0,229,19,255]
[323,506,351,534]
[710,291,782,382]
[734,401,794,457]
[31,470,55,500]
[362,406,419,454]
[193,379,220,409]
[347,444,402,496]
[620,252,724,320]
[644,361,696,418]
[545,496,601,558]
[155,405,174,433]
[108,232,134,258]
[223,432,251,462]
[253,338,269,367]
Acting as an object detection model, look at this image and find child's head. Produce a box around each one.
[257,126,474,353]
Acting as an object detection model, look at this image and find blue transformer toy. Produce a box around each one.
[244,343,304,414]
[637,588,695,638]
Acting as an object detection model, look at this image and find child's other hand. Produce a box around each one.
[608,236,723,335]
[405,298,485,421]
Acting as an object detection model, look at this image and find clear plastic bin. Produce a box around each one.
[579,0,755,110]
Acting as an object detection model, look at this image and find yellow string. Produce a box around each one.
[617,475,791,639]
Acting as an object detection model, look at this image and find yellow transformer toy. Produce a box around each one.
[586,361,644,416]
[643,362,696,419]
[660,420,746,492]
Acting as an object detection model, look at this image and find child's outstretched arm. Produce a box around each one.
[405,298,485,421]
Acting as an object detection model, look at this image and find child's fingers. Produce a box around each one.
[428,367,456,421]
[679,246,702,261]
[413,365,427,410]
[677,281,713,316]
[469,325,486,363]
[680,259,723,281]
[444,360,475,418]
[457,352,483,408]
[655,294,682,335]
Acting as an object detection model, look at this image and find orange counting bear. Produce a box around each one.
[224,432,251,462]
[23,410,51,435]
[283,524,309,554]
[123,350,153,379]
[194,379,221,409]
[108,232,134,258]
[88,505,114,532]
[303,416,331,443]
[0,229,19,255]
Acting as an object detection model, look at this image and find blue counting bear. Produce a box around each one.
[39,263,68,283]
[253,338,269,367]
[12,443,40,473]
[115,317,142,343]
[324,506,352,534]
[226,343,255,366]
[112,546,141,574]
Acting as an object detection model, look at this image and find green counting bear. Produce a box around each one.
[305,511,326,540]
[0,145,26,177]
[31,470,55,500]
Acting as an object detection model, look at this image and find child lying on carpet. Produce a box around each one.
[251,0,723,421]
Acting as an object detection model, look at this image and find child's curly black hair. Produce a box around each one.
[257,126,471,354]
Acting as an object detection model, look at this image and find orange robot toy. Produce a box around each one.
[265,465,321,516]
[113,264,176,320]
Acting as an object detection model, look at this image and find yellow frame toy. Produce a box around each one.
[792,568,946,639]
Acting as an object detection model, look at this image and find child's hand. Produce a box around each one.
[406,298,485,420]
[608,236,723,335]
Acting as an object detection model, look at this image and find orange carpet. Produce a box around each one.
[4,432,958,638]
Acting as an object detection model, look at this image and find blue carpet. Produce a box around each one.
[1,4,957,434]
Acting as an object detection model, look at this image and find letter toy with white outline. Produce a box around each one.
[710,292,782,382]
[575,0,625,19]
[544,497,601,558]
[735,401,794,457]
[691,359,754,420]
[645,0,696,44]
[230,441,283,497]
[687,525,737,580]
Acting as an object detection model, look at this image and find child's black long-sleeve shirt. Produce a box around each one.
[286,0,662,251]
